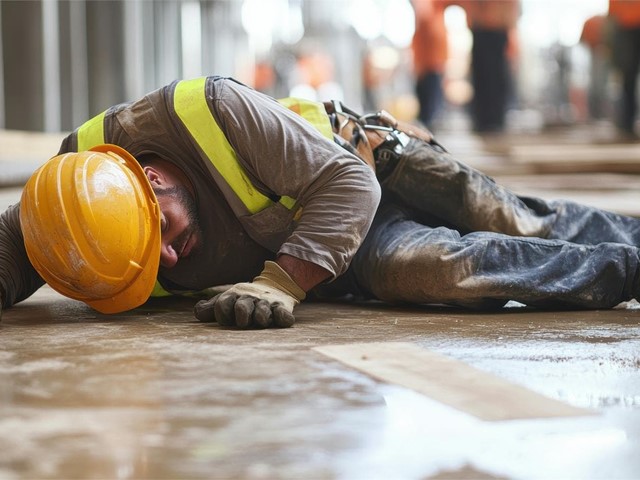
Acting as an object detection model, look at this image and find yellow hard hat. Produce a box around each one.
[19,144,161,314]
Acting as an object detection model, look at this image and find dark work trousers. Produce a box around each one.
[330,139,640,309]
[470,28,510,133]
[415,71,444,129]
[615,26,640,133]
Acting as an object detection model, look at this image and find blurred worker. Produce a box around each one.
[252,59,277,96]
[4,76,640,328]
[460,0,520,133]
[289,49,344,102]
[580,14,611,120]
[609,0,640,138]
[411,0,450,129]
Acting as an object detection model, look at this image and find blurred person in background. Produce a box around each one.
[608,0,640,139]
[252,59,277,97]
[460,0,520,133]
[580,14,611,121]
[411,0,450,130]
[289,48,344,102]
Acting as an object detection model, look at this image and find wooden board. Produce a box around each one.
[509,144,640,173]
[313,342,594,422]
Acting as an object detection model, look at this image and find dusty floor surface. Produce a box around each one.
[1,288,640,479]
[1,124,640,479]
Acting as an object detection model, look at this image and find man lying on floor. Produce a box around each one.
[2,76,639,327]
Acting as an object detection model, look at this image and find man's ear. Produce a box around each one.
[143,165,164,187]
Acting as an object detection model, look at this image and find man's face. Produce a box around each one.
[154,185,202,269]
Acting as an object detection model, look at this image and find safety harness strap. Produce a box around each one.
[277,97,334,140]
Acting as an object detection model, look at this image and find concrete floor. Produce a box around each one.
[2,288,640,479]
[1,126,640,479]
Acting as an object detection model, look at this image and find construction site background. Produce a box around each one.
[0,0,629,137]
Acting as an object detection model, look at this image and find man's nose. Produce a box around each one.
[160,243,179,268]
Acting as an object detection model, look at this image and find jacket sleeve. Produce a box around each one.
[211,79,382,278]
[0,203,45,309]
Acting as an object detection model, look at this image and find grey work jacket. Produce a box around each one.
[56,76,381,292]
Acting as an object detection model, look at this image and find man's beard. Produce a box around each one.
[154,184,202,262]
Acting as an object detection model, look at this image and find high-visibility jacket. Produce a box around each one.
[609,0,640,28]
[77,77,333,220]
[460,0,520,30]
[61,76,380,295]
[411,0,449,75]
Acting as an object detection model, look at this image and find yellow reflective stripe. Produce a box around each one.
[279,195,296,209]
[150,280,172,297]
[174,77,273,215]
[77,110,106,151]
[278,97,333,140]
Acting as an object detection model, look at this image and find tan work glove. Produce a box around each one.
[194,261,306,329]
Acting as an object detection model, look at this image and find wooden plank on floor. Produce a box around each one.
[313,342,594,422]
[509,144,640,173]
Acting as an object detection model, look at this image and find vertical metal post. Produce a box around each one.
[140,0,156,93]
[155,1,182,86]
[42,0,61,132]
[181,1,202,78]
[69,0,89,126]
[124,0,145,101]
[202,0,244,77]
[0,2,5,129]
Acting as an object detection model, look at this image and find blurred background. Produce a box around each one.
[0,0,636,139]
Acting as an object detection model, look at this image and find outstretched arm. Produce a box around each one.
[192,78,380,328]
[194,254,331,328]
[276,254,331,291]
[218,79,381,279]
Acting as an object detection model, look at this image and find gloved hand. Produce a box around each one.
[194,261,306,329]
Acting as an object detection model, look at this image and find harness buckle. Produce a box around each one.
[374,131,411,181]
